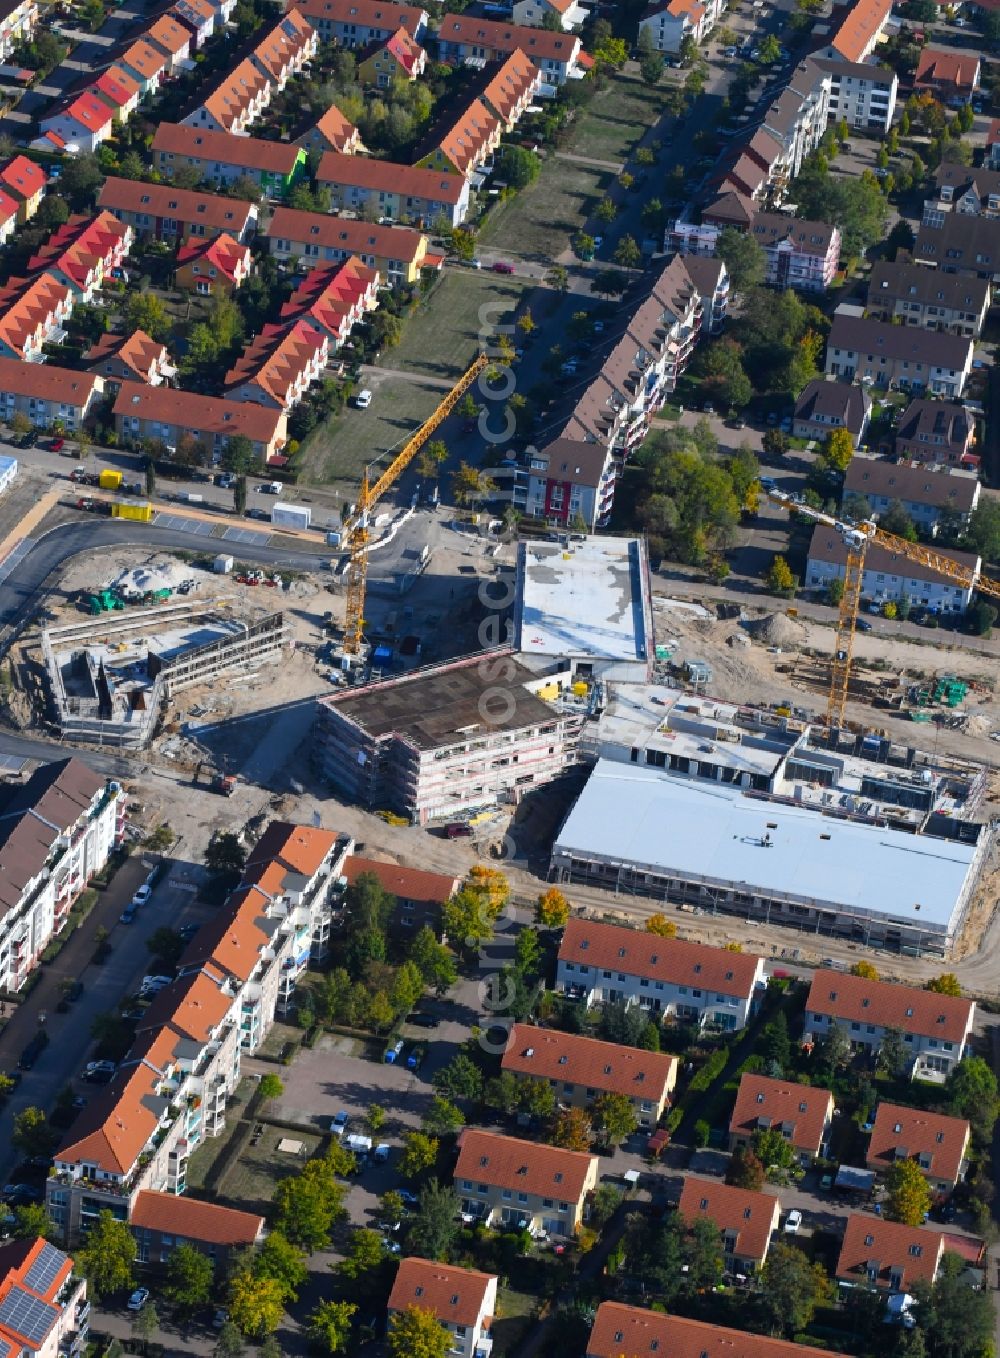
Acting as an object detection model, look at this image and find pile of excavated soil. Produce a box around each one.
[742,612,808,647]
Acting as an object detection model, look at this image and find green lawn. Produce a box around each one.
[385,270,529,381]
[491,1287,539,1357]
[479,158,612,261]
[218,1124,324,1218]
[298,378,443,489]
[565,70,674,165]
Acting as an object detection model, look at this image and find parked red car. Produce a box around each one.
[492,261,514,274]
[50,437,64,453]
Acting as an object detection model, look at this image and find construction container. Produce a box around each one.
[272,503,311,531]
[111,500,153,522]
[326,528,342,547]
[214,554,234,574]
[99,469,123,490]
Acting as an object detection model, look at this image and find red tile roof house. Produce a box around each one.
[416,97,502,177]
[92,65,141,120]
[678,1178,782,1275]
[0,272,73,361]
[224,319,329,409]
[27,211,133,302]
[435,13,586,91]
[114,381,288,463]
[915,47,981,103]
[866,1104,970,1198]
[388,1259,498,1358]
[317,150,470,228]
[555,917,766,1031]
[587,1304,851,1358]
[293,101,366,156]
[182,55,272,133]
[279,256,380,350]
[0,154,47,223]
[39,90,115,153]
[130,1190,263,1265]
[250,8,317,90]
[0,357,103,430]
[341,854,458,935]
[145,13,193,72]
[0,1237,88,1357]
[479,48,542,131]
[170,0,216,48]
[358,25,426,87]
[176,232,252,295]
[84,328,176,393]
[117,38,169,97]
[836,1215,946,1293]
[293,0,428,47]
[151,124,308,198]
[729,1074,835,1166]
[803,970,975,1079]
[501,1022,678,1127]
[454,1129,599,1236]
[97,177,258,243]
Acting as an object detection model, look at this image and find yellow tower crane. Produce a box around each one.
[767,493,1000,727]
[343,353,490,657]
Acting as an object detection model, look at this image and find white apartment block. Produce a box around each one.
[805,525,980,613]
[816,58,897,132]
[637,0,724,55]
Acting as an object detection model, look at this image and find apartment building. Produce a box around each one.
[792,378,871,443]
[0,272,73,362]
[249,8,317,89]
[0,1238,89,1358]
[358,27,426,85]
[84,329,176,393]
[266,206,432,284]
[38,92,114,153]
[894,398,976,467]
[317,652,582,825]
[513,0,585,29]
[866,1104,970,1196]
[805,525,981,615]
[293,101,365,156]
[588,1305,851,1358]
[924,162,1000,227]
[475,48,542,130]
[913,214,1000,282]
[145,13,192,71]
[171,0,216,48]
[0,359,102,430]
[867,259,990,338]
[117,39,169,96]
[0,0,37,61]
[175,233,252,296]
[181,56,271,134]
[27,212,132,303]
[836,1215,945,1292]
[341,856,459,936]
[97,178,258,243]
[680,253,728,334]
[522,437,618,530]
[803,969,975,1075]
[454,1129,598,1236]
[416,98,501,177]
[814,57,896,133]
[224,319,329,410]
[317,152,469,227]
[501,1024,677,1127]
[0,154,47,223]
[843,455,980,530]
[825,314,974,397]
[729,1074,835,1164]
[434,13,585,90]
[915,46,980,102]
[152,124,308,199]
[678,1179,781,1275]
[637,0,725,55]
[130,1191,263,1265]
[291,0,428,46]
[92,66,141,121]
[278,255,379,349]
[759,60,831,187]
[820,0,892,63]
[388,1259,497,1358]
[0,758,123,996]
[113,383,288,464]
[555,917,765,1029]
[748,211,841,292]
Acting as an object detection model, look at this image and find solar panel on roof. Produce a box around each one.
[0,1286,59,1346]
[0,1336,12,1358]
[23,1242,67,1296]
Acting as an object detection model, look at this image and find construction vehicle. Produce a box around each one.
[343,353,489,656]
[767,492,1000,725]
[88,590,124,615]
[192,762,236,795]
[99,469,124,491]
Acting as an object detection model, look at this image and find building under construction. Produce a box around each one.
[42,603,289,748]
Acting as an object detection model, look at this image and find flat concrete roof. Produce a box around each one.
[323,654,558,750]
[515,537,648,662]
[552,761,978,930]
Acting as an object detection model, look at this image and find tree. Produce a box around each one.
[946,1057,999,1139]
[761,1012,791,1073]
[415,440,447,482]
[205,832,246,878]
[146,927,184,969]
[233,476,247,516]
[818,1019,852,1074]
[221,435,257,476]
[388,1305,451,1358]
[433,1053,484,1103]
[442,889,495,953]
[12,1107,56,1159]
[851,960,879,979]
[254,1230,307,1302]
[689,337,752,409]
[165,1243,214,1314]
[683,1216,725,1294]
[423,1095,465,1137]
[501,144,541,189]
[645,913,677,937]
[758,33,781,62]
[214,1321,246,1358]
[309,1300,356,1354]
[717,226,766,289]
[78,1211,135,1299]
[536,887,570,928]
[915,1250,995,1358]
[12,1204,52,1239]
[484,1070,523,1116]
[614,235,641,269]
[60,153,102,208]
[592,1091,637,1146]
[926,973,962,996]
[765,554,796,597]
[547,264,569,292]
[760,1242,832,1336]
[367,1103,386,1133]
[880,499,917,541]
[338,1228,386,1279]
[964,499,1000,563]
[641,50,663,85]
[229,1268,285,1337]
[144,458,156,499]
[821,427,854,473]
[878,1026,906,1077]
[966,600,998,638]
[451,463,496,510]
[752,1127,797,1174]
[258,1073,284,1101]
[272,1168,344,1253]
[727,1145,766,1190]
[407,1180,460,1260]
[131,1302,158,1354]
[549,1106,593,1151]
[125,292,170,342]
[762,429,790,459]
[513,926,541,979]
[520,1077,555,1120]
[885,1157,932,1225]
[36,194,70,230]
[399,1131,439,1179]
[410,927,458,993]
